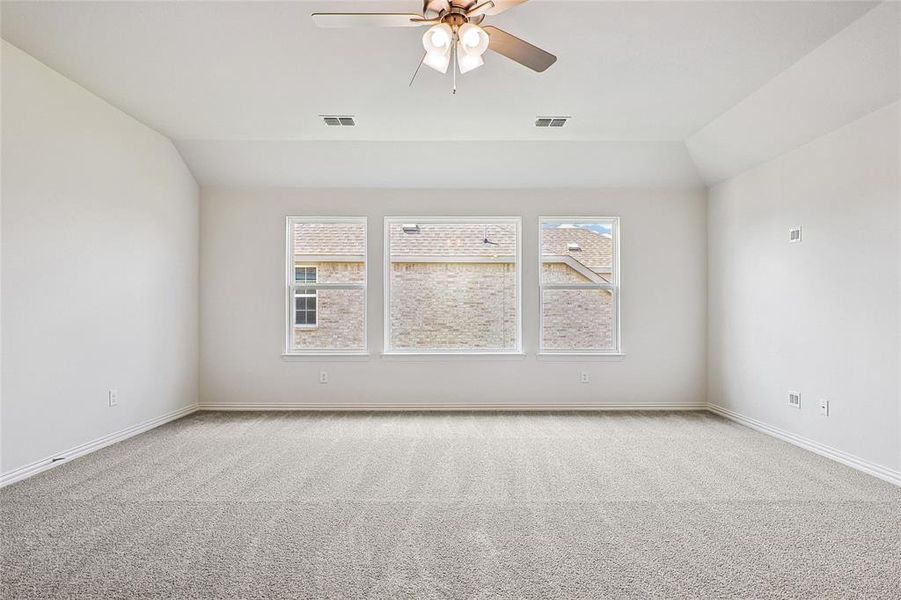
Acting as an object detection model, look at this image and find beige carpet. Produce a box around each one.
[1,410,899,599]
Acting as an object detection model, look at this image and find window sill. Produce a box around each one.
[282,353,371,361]
[536,352,625,361]
[380,352,527,361]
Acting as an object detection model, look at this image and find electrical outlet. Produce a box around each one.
[819,399,829,417]
[580,371,589,384]
[108,389,119,407]
[319,370,328,384]
[788,391,801,409]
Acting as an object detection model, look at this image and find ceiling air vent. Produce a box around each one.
[321,115,355,127]
[536,116,570,128]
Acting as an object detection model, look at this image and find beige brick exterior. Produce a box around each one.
[291,260,614,352]
[292,262,365,351]
[389,262,518,350]
[539,263,615,351]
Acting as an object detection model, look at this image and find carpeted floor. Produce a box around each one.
[1,411,899,599]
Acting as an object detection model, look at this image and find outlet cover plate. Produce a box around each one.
[788,391,801,408]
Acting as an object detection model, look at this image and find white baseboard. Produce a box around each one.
[0,404,199,488]
[198,402,708,412]
[708,404,901,487]
[5,402,894,488]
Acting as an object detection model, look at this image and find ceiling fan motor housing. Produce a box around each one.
[424,1,486,25]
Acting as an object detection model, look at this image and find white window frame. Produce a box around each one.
[293,265,318,329]
[383,216,523,355]
[285,217,368,356]
[538,216,622,355]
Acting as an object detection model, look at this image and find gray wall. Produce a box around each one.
[1,42,199,474]
[200,187,707,409]
[707,102,900,473]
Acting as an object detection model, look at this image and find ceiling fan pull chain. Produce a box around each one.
[452,33,458,94]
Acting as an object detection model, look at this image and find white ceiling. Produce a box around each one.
[687,1,900,184]
[176,139,703,188]
[1,0,894,187]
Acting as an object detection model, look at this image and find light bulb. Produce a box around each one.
[431,28,450,49]
[422,24,453,54]
[462,28,480,49]
[457,23,489,56]
[457,44,484,74]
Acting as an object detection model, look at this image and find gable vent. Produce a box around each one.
[536,116,570,128]
[321,115,355,127]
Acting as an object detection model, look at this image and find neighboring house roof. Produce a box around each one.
[541,227,612,275]
[389,223,517,258]
[294,223,365,257]
[293,222,613,278]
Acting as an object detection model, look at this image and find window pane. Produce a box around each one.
[541,222,614,284]
[388,221,519,351]
[541,288,616,351]
[295,266,317,284]
[288,219,366,353]
[292,288,364,351]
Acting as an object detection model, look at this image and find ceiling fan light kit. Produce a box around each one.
[312,1,556,91]
[423,22,487,75]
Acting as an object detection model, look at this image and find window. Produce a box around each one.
[539,218,620,354]
[286,218,366,354]
[295,266,317,284]
[384,217,521,354]
[294,266,318,328]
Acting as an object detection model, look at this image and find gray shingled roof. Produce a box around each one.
[294,223,365,256]
[293,221,612,275]
[541,227,613,274]
[389,223,516,257]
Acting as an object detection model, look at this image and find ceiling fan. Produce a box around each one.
[312,1,556,85]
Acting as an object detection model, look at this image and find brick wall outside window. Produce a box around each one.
[389,262,517,350]
[292,260,613,351]
[540,263,615,351]
[293,262,365,351]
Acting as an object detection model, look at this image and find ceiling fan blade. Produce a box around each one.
[483,26,557,72]
[478,0,529,16]
[311,13,428,28]
[424,1,452,18]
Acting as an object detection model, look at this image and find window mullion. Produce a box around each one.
[540,283,617,291]
[292,283,365,291]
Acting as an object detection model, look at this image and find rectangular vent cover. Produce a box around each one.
[789,227,802,243]
[536,116,570,128]
[788,391,801,408]
[322,115,355,127]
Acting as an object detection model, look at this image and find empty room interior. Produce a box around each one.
[1,0,900,598]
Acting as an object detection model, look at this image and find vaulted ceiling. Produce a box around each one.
[2,1,897,188]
